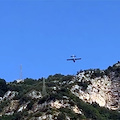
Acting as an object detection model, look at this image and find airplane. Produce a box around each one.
[67,55,81,62]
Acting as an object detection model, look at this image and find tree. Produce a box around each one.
[0,78,7,97]
[57,113,66,120]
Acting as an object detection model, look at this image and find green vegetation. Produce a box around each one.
[57,88,120,120]
[59,108,85,120]
[105,63,120,77]
[90,69,104,79]
[0,111,28,120]
[0,100,9,112]
[0,78,8,97]
[77,81,91,91]
[0,72,120,120]
[38,87,120,120]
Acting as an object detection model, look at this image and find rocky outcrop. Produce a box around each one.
[27,90,42,99]
[71,70,120,110]
[0,91,18,102]
[3,100,19,115]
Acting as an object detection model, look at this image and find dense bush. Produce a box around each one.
[91,69,104,78]
[23,78,38,85]
[0,79,8,97]
[77,81,91,91]
[57,112,66,120]
[0,100,9,112]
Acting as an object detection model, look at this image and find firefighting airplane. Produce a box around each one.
[67,55,81,62]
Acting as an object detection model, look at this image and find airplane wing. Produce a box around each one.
[75,58,81,60]
[67,59,74,61]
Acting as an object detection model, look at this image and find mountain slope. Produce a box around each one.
[0,63,120,120]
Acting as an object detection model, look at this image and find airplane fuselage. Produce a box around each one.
[73,59,76,62]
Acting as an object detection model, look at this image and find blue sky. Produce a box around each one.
[0,0,120,82]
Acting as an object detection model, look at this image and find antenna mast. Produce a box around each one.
[42,78,47,96]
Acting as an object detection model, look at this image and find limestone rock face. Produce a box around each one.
[71,70,120,110]
[0,91,18,101]
[27,90,42,99]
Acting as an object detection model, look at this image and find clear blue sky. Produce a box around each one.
[0,0,120,82]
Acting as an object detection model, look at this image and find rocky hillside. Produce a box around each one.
[0,62,120,120]
[72,63,120,110]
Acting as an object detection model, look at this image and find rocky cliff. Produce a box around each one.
[71,69,119,110]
